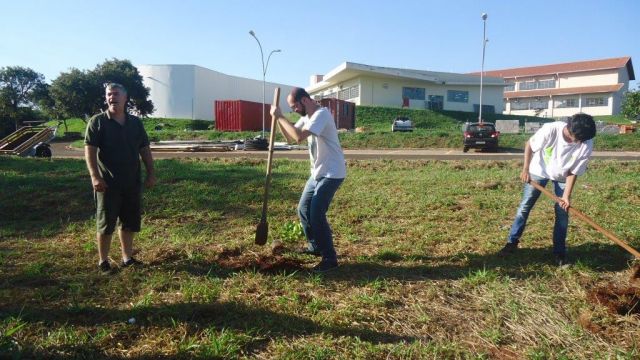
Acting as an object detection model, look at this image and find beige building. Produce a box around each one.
[307,62,505,114]
[477,57,635,118]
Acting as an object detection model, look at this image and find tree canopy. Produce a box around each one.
[621,88,640,120]
[48,58,154,120]
[0,66,47,111]
[0,66,49,136]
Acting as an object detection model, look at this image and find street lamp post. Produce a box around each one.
[249,30,281,138]
[479,13,488,124]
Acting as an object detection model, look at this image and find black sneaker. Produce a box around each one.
[297,247,322,257]
[555,254,570,267]
[312,260,338,273]
[99,260,112,273]
[122,257,143,267]
[498,243,518,256]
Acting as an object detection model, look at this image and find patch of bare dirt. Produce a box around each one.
[587,284,640,316]
[215,248,306,274]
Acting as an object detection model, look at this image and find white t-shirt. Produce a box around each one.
[528,121,593,182]
[294,107,346,180]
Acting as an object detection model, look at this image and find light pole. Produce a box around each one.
[479,13,488,124]
[249,30,281,138]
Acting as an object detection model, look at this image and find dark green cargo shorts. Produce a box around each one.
[94,185,142,235]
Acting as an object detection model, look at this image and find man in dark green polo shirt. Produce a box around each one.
[84,82,156,273]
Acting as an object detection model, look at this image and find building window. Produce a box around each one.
[510,98,548,110]
[511,101,529,110]
[447,90,469,103]
[402,87,425,100]
[538,79,555,89]
[473,104,495,114]
[505,82,515,91]
[530,100,548,109]
[554,98,578,108]
[518,79,555,90]
[336,86,359,100]
[427,95,443,110]
[350,86,359,99]
[584,96,608,107]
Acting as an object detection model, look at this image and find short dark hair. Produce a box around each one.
[290,87,311,102]
[567,113,596,141]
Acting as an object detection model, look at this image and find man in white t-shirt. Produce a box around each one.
[499,113,596,266]
[271,88,346,273]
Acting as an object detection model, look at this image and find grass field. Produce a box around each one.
[48,106,640,151]
[1,155,639,359]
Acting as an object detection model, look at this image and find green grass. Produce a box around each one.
[1,156,639,358]
[48,105,640,151]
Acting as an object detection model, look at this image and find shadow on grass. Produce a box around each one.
[328,242,635,282]
[1,301,415,345]
[151,242,636,284]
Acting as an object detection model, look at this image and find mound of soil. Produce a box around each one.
[587,285,640,316]
[216,248,305,274]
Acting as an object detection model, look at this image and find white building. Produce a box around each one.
[138,64,294,121]
[476,56,635,117]
[306,62,505,115]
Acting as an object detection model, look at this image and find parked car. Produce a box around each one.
[392,116,413,132]
[463,122,499,152]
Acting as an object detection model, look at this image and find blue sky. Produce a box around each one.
[1,0,638,88]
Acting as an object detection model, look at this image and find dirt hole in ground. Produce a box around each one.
[587,284,640,316]
[216,250,305,274]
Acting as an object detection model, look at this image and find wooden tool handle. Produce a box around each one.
[260,87,280,220]
[529,180,640,259]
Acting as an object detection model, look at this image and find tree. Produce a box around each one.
[48,58,154,121]
[0,66,46,110]
[49,68,100,121]
[0,66,48,131]
[621,88,640,120]
[93,59,154,116]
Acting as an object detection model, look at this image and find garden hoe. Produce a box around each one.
[255,87,280,245]
[528,180,640,280]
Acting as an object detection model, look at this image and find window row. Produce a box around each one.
[505,80,556,91]
[402,87,470,104]
[510,96,608,110]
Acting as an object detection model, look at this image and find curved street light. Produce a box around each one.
[479,13,488,124]
[249,30,281,138]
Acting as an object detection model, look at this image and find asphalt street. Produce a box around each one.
[48,141,640,161]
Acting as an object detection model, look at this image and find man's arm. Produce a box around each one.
[271,106,311,144]
[520,140,533,183]
[139,146,156,188]
[85,145,107,192]
[559,173,577,211]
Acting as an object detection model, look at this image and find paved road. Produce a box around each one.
[50,141,640,161]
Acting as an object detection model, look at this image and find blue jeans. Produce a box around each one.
[298,176,344,262]
[507,174,569,256]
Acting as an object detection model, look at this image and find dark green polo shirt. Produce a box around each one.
[84,111,150,188]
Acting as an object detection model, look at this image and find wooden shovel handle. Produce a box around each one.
[259,87,280,222]
[528,179,640,259]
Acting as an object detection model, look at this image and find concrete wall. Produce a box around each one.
[139,64,293,121]
[558,70,618,87]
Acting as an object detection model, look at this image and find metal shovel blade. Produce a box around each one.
[255,220,268,245]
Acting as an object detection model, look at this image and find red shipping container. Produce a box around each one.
[214,100,271,132]
[319,98,356,130]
